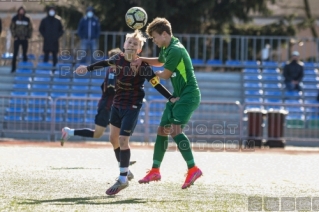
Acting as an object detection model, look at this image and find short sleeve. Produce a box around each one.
[163,48,181,72]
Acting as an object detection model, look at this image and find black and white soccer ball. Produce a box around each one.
[125,7,148,30]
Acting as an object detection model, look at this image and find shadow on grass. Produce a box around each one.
[50,167,100,170]
[18,196,148,205]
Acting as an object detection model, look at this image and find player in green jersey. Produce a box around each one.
[132,17,202,189]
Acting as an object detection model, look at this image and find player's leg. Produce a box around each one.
[139,102,173,184]
[60,107,109,146]
[106,108,139,195]
[170,97,203,189]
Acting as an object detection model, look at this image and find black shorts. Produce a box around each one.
[110,105,140,136]
[94,106,111,127]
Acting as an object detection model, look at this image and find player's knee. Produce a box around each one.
[157,126,171,136]
[93,130,104,138]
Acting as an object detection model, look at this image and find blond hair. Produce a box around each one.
[146,17,172,37]
[125,30,147,48]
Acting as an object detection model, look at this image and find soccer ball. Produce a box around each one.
[125,7,148,30]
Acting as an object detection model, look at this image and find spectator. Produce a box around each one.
[10,6,33,73]
[39,6,64,68]
[77,6,100,64]
[283,51,304,92]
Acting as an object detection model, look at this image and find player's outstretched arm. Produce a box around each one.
[132,57,163,67]
[147,71,175,102]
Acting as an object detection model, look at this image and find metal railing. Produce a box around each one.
[2,31,319,65]
[1,95,319,145]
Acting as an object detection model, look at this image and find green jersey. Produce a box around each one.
[158,37,200,98]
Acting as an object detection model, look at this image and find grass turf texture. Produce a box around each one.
[0,142,319,212]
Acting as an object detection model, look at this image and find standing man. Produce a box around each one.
[77,6,100,64]
[283,51,304,92]
[39,6,64,68]
[10,6,33,73]
[132,18,203,189]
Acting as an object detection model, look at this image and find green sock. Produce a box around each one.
[173,133,195,169]
[152,135,168,168]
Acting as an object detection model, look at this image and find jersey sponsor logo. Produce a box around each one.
[124,130,132,133]
[171,73,176,77]
[173,119,181,122]
[150,76,160,87]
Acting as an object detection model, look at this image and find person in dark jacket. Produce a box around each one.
[77,6,100,63]
[283,51,304,92]
[39,6,64,67]
[10,6,33,73]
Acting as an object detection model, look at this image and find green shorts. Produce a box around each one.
[159,95,200,127]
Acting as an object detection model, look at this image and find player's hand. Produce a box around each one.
[169,97,180,103]
[74,65,88,75]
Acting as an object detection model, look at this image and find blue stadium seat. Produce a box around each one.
[24,116,42,121]
[33,77,51,82]
[32,84,50,90]
[72,85,89,90]
[284,99,302,104]
[73,78,90,84]
[264,91,282,97]
[191,59,205,66]
[4,115,22,121]
[242,69,260,74]
[13,84,30,90]
[91,78,103,84]
[243,82,262,89]
[244,98,263,103]
[66,117,84,122]
[303,84,318,90]
[303,62,316,68]
[68,99,86,106]
[225,60,241,66]
[70,93,87,98]
[16,68,33,74]
[304,91,318,98]
[1,52,13,60]
[284,91,301,98]
[52,85,69,90]
[11,91,28,96]
[244,89,263,96]
[57,63,73,77]
[37,62,53,68]
[30,92,49,97]
[303,76,319,83]
[27,108,45,113]
[28,99,48,105]
[14,76,32,83]
[53,77,71,84]
[6,107,24,113]
[264,98,283,103]
[67,109,85,114]
[206,59,222,66]
[51,92,68,98]
[18,61,34,68]
[89,93,101,98]
[152,66,164,71]
[243,75,261,81]
[90,85,101,91]
[285,106,303,113]
[263,75,282,82]
[242,60,259,67]
[148,95,165,100]
[261,61,278,68]
[35,69,52,75]
[45,116,64,122]
[58,55,74,63]
[304,69,317,76]
[262,69,279,75]
[9,99,26,105]
[38,54,53,61]
[263,83,281,89]
[304,99,318,104]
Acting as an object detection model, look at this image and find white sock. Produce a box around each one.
[119,163,130,174]
[119,175,127,183]
[69,129,74,136]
